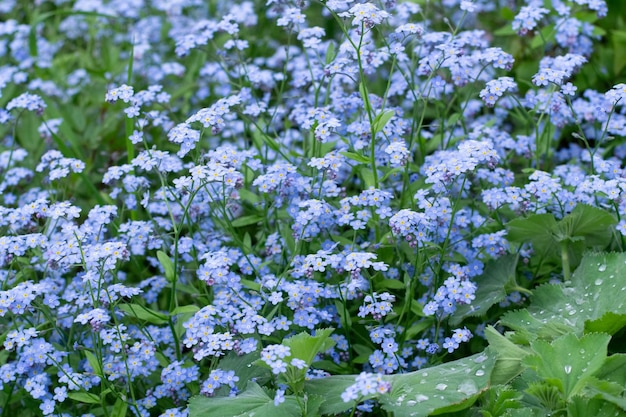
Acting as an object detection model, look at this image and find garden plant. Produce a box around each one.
[1,0,626,416]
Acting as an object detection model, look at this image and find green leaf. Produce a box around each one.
[325,42,336,65]
[379,351,496,417]
[377,279,405,290]
[68,392,101,404]
[501,252,626,337]
[241,279,262,292]
[283,328,335,366]
[530,25,556,49]
[451,255,518,325]
[118,303,168,325]
[584,312,626,335]
[555,205,616,247]
[340,151,370,164]
[595,354,626,386]
[506,214,558,259]
[358,166,376,188]
[404,318,434,340]
[306,375,368,415]
[188,382,300,417]
[522,333,611,400]
[484,326,531,385]
[381,167,403,182]
[84,350,103,378]
[171,305,200,316]
[500,6,515,20]
[585,378,626,411]
[111,397,128,417]
[231,215,264,228]
[217,352,271,392]
[157,251,176,282]
[239,188,260,204]
[493,24,516,36]
[478,386,522,417]
[567,396,622,417]
[502,408,541,417]
[372,109,395,134]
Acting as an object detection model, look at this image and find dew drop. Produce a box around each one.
[457,380,478,396]
[435,383,447,391]
[564,365,572,374]
[407,400,417,406]
[598,264,606,272]
[415,394,428,402]
[475,369,485,377]
[595,278,603,286]
[474,354,488,363]
[568,310,576,316]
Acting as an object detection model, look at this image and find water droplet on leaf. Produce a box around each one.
[457,380,478,396]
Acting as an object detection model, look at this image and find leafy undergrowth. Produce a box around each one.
[189,252,626,416]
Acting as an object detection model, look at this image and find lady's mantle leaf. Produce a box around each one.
[501,252,626,336]
[188,382,300,417]
[522,332,610,400]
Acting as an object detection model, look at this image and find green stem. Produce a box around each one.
[560,241,571,281]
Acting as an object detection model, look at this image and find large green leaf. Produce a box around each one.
[305,375,366,415]
[522,333,611,400]
[188,382,301,417]
[506,214,558,259]
[501,252,626,336]
[505,206,616,269]
[379,352,496,417]
[305,352,497,417]
[484,326,532,385]
[216,352,271,392]
[450,255,518,325]
[553,205,616,247]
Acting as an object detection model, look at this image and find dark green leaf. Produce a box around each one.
[188,382,300,417]
[451,255,518,325]
[506,214,558,258]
